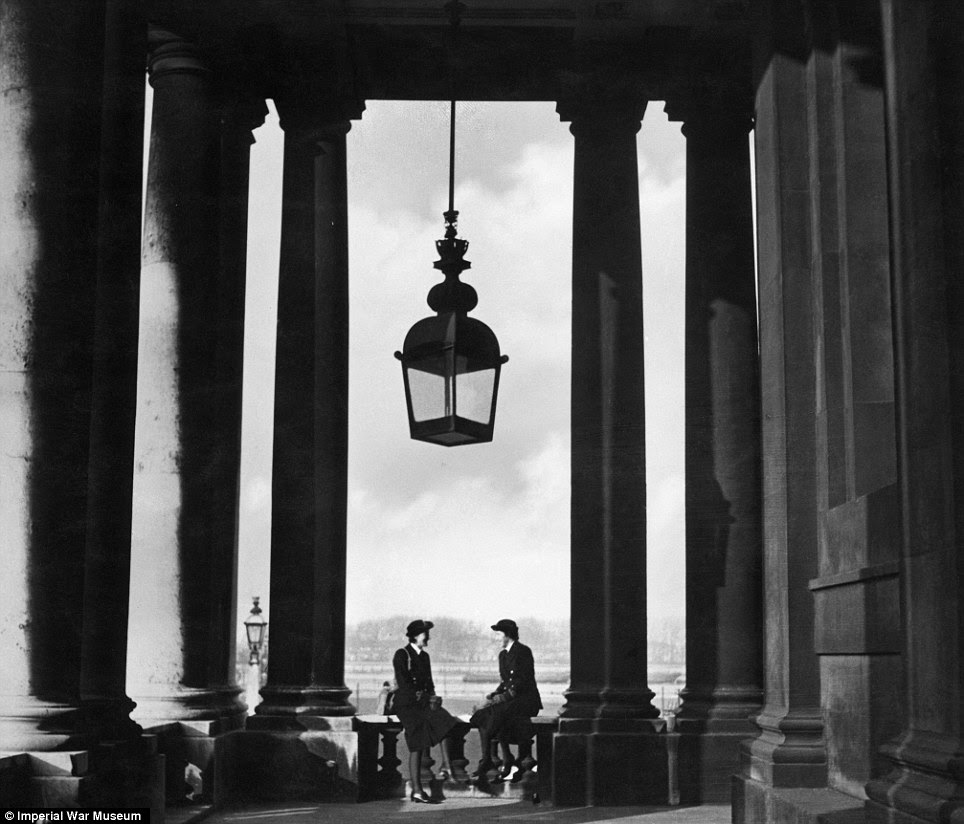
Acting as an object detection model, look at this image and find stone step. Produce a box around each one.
[27,751,90,777]
[29,776,88,807]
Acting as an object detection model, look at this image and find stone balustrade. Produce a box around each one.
[353,714,558,802]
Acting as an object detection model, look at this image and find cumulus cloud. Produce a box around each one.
[237,100,686,628]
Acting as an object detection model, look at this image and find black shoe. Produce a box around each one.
[411,791,440,804]
[492,755,516,783]
[469,761,494,782]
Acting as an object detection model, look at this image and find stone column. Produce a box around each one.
[665,100,764,803]
[865,2,964,823]
[0,0,112,752]
[127,29,246,731]
[204,93,268,717]
[254,102,362,723]
[734,1,829,819]
[79,0,148,745]
[552,96,668,806]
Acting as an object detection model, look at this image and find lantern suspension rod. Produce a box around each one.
[448,99,456,215]
[444,0,463,219]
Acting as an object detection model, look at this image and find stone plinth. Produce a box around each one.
[552,720,678,806]
[215,717,359,803]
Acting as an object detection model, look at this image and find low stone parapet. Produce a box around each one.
[353,713,558,803]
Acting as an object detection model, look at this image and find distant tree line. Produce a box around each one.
[345,615,571,664]
[234,614,685,677]
[343,614,685,665]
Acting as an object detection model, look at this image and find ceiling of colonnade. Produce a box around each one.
[150,0,751,107]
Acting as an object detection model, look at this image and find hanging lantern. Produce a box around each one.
[396,208,507,446]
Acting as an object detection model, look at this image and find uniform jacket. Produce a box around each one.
[494,641,542,715]
[392,645,435,710]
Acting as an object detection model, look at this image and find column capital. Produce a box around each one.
[556,95,648,137]
[219,96,269,145]
[275,97,366,145]
[147,28,209,84]
[663,97,754,138]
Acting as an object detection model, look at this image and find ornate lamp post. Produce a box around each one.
[243,596,267,666]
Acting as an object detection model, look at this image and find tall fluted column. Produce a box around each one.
[666,101,763,803]
[127,30,246,731]
[255,103,362,722]
[0,0,116,752]
[551,96,668,806]
[865,2,964,823]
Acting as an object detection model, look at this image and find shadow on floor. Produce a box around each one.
[204,800,731,824]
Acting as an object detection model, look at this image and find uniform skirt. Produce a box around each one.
[470,697,537,743]
[396,701,458,751]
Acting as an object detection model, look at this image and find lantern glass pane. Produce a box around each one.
[455,367,496,424]
[246,623,263,646]
[408,364,454,422]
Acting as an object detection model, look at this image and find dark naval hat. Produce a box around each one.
[490,618,519,635]
[406,619,434,637]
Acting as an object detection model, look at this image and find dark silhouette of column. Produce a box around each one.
[552,94,668,806]
[734,2,829,818]
[127,29,246,731]
[0,0,119,752]
[204,92,268,719]
[866,2,964,822]
[666,100,763,803]
[79,0,148,746]
[255,101,363,722]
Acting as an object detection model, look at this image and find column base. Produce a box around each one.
[78,697,143,745]
[0,698,81,753]
[865,730,964,824]
[256,685,356,719]
[215,719,359,804]
[130,689,246,806]
[741,708,828,788]
[550,718,677,805]
[677,685,763,802]
[733,774,864,824]
[130,686,247,730]
[678,723,759,802]
[560,687,661,720]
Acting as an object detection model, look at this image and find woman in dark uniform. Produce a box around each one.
[392,619,457,804]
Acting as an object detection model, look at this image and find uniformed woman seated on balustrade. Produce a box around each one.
[391,619,457,804]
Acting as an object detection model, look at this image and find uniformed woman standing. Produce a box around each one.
[392,619,457,803]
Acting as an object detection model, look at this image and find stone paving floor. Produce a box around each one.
[202,801,731,824]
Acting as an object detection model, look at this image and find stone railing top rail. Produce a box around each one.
[353,713,559,728]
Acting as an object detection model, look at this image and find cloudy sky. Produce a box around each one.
[235,99,688,630]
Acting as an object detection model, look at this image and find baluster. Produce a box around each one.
[420,745,437,787]
[518,735,536,776]
[378,725,403,797]
[535,723,556,802]
[357,723,380,800]
[448,720,471,782]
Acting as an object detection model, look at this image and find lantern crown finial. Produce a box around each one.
[429,210,477,314]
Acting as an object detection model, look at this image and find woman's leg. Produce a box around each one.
[438,736,453,774]
[409,748,423,795]
[499,740,514,768]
